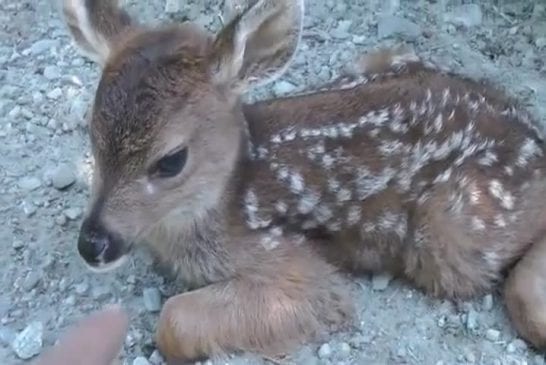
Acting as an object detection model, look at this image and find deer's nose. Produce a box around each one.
[77,218,125,267]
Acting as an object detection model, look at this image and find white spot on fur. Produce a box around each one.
[274,201,288,214]
[488,180,515,210]
[347,205,362,226]
[289,171,305,194]
[355,167,395,200]
[314,204,334,224]
[244,189,271,229]
[336,188,352,203]
[471,217,486,231]
[517,138,542,167]
[478,150,498,166]
[494,215,507,228]
[297,190,320,214]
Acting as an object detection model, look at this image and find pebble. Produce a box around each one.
[19,177,42,192]
[444,4,483,28]
[133,356,152,365]
[64,207,82,221]
[43,65,61,80]
[91,285,111,300]
[339,342,351,356]
[0,326,16,346]
[23,271,42,291]
[331,20,352,39]
[62,294,76,305]
[51,164,76,190]
[485,329,501,342]
[143,287,162,312]
[148,350,165,365]
[507,339,527,353]
[317,343,333,359]
[464,350,476,363]
[46,87,63,100]
[371,272,393,291]
[377,15,420,40]
[482,294,493,311]
[74,281,89,295]
[29,39,59,55]
[164,0,181,13]
[12,240,25,250]
[536,37,546,49]
[11,322,43,360]
[465,310,478,330]
[272,80,297,96]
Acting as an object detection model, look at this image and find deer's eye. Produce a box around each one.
[154,148,188,178]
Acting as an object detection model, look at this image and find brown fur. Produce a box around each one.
[61,0,546,363]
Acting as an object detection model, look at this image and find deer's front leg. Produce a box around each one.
[155,245,354,363]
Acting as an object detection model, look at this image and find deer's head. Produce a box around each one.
[62,0,304,271]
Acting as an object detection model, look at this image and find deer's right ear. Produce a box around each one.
[62,0,133,66]
[210,0,304,93]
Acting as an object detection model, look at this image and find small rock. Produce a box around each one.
[372,272,392,291]
[482,294,493,311]
[74,281,89,295]
[0,327,16,346]
[91,285,111,300]
[339,342,351,357]
[46,88,63,100]
[485,328,501,342]
[164,0,181,13]
[273,80,297,96]
[133,356,151,365]
[11,322,43,360]
[143,288,162,312]
[377,15,420,40]
[533,355,545,365]
[331,20,352,39]
[148,350,165,365]
[22,201,37,217]
[63,295,76,306]
[29,39,59,55]
[12,240,25,250]
[444,4,483,28]
[51,164,76,190]
[507,339,527,353]
[23,271,42,291]
[55,214,67,226]
[64,208,82,221]
[465,350,476,363]
[536,37,546,49]
[465,310,478,330]
[317,343,332,359]
[69,95,89,121]
[19,177,42,192]
[43,65,61,80]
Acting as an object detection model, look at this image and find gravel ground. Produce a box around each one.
[1,1,546,364]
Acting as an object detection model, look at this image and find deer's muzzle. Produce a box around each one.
[77,217,128,270]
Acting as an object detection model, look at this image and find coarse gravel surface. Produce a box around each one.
[1,1,546,364]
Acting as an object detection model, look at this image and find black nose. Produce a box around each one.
[78,218,125,266]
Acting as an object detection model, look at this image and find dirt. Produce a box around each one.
[0,1,545,364]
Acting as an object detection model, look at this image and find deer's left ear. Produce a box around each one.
[209,0,305,93]
[62,0,134,66]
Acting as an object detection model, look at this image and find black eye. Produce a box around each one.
[154,148,188,178]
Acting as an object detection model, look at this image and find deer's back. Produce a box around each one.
[236,66,546,263]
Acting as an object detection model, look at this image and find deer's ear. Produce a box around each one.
[209,0,304,92]
[62,0,134,66]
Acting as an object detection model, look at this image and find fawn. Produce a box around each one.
[62,0,546,363]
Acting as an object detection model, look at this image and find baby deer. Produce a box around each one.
[62,0,546,363]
